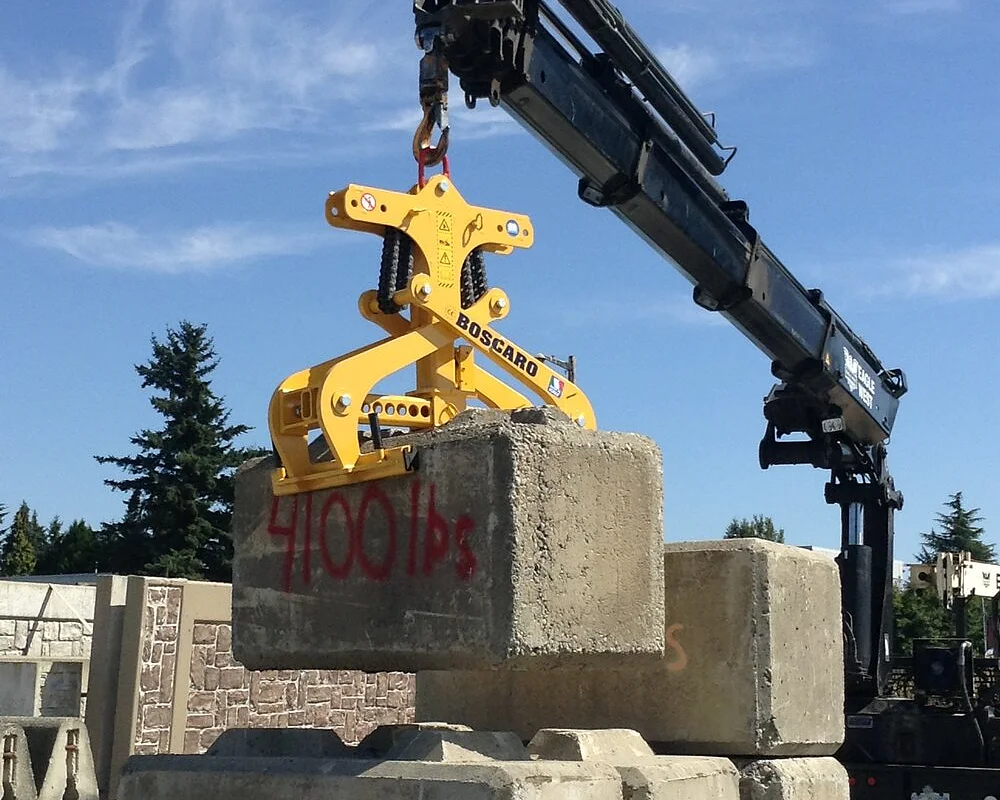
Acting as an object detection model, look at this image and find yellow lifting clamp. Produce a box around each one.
[268,174,596,496]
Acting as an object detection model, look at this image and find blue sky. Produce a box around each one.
[2,0,998,564]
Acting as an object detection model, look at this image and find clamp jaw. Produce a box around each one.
[268,174,596,496]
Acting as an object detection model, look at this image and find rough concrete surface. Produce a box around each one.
[0,719,38,800]
[11,716,98,800]
[417,539,844,756]
[527,729,654,762]
[232,407,664,672]
[527,728,740,800]
[117,755,625,800]
[206,728,353,759]
[739,758,849,800]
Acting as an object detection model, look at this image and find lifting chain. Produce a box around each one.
[378,230,489,314]
[377,229,414,314]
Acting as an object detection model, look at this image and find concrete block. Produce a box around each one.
[8,716,98,800]
[416,539,844,756]
[527,728,654,762]
[206,728,352,758]
[0,662,38,715]
[527,728,740,800]
[0,720,38,800]
[0,581,96,621]
[232,408,664,672]
[118,754,624,799]
[362,723,528,762]
[739,758,849,800]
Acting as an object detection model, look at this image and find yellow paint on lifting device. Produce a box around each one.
[267,174,596,496]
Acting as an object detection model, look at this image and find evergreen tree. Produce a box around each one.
[724,515,785,543]
[916,492,994,565]
[0,502,40,576]
[96,321,262,581]
[893,585,953,655]
[37,518,102,575]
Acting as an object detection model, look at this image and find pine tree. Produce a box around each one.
[37,518,102,575]
[0,502,40,576]
[893,585,953,655]
[96,321,262,581]
[916,492,995,565]
[724,514,785,543]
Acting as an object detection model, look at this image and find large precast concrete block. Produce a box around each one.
[232,408,664,672]
[739,758,849,800]
[527,728,740,800]
[117,754,624,800]
[417,539,844,756]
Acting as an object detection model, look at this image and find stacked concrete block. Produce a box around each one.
[527,728,741,800]
[738,758,850,800]
[118,725,624,800]
[231,408,666,672]
[417,538,845,756]
[121,406,851,799]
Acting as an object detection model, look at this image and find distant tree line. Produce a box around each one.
[0,321,265,582]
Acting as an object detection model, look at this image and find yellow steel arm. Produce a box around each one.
[268,175,595,495]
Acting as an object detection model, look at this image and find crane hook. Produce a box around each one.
[412,105,450,168]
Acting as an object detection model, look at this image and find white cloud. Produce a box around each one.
[23,222,324,274]
[658,45,721,89]
[656,32,819,91]
[0,67,89,154]
[0,0,409,182]
[882,244,1000,299]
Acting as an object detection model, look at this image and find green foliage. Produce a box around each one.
[893,585,952,654]
[36,519,102,575]
[724,514,785,543]
[96,321,263,581]
[0,502,40,576]
[894,585,988,655]
[916,492,995,564]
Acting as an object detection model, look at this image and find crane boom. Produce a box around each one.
[414,0,907,702]
[415,0,906,477]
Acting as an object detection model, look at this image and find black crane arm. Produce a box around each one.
[414,0,906,699]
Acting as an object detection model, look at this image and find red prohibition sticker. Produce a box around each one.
[360,193,377,212]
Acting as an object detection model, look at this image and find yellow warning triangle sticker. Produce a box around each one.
[439,251,452,266]
[438,217,452,233]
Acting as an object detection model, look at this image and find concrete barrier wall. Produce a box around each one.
[87,576,415,798]
[0,580,94,718]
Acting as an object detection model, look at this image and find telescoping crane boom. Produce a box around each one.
[412,0,906,704]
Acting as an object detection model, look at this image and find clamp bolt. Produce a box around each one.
[576,415,586,427]
[491,297,508,314]
[335,394,353,412]
[438,180,451,194]
[416,282,433,299]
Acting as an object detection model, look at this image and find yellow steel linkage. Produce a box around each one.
[268,174,596,496]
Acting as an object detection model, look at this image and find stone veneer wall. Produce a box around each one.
[131,582,415,757]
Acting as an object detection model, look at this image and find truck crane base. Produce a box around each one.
[267,174,597,496]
